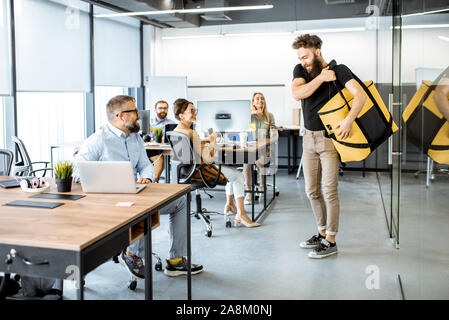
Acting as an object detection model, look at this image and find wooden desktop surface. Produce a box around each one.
[0,177,189,252]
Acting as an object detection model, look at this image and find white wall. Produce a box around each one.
[151,18,449,126]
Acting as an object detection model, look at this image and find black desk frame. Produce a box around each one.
[0,190,192,300]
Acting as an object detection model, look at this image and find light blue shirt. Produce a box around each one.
[73,122,154,182]
[149,116,177,139]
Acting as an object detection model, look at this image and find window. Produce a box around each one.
[94,86,128,131]
[17,92,85,164]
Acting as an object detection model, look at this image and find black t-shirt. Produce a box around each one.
[293,59,354,131]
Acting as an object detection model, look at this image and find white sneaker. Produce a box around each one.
[244,193,252,205]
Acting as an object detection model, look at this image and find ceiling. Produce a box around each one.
[83,0,449,28]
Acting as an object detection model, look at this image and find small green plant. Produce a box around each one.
[54,161,73,180]
[153,127,163,137]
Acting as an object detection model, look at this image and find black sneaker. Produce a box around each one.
[299,233,325,249]
[308,239,338,259]
[118,251,145,280]
[164,258,204,277]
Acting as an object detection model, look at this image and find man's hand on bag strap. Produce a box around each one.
[318,66,336,83]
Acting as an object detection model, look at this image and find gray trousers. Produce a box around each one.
[127,197,187,259]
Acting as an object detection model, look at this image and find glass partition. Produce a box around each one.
[397,2,449,299]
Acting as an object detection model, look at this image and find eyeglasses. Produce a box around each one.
[186,108,197,114]
[116,109,139,117]
[156,107,168,110]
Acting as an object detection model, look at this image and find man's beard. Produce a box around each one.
[157,112,167,119]
[304,55,323,80]
[126,121,140,133]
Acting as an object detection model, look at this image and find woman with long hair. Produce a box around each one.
[173,98,260,228]
[243,92,276,205]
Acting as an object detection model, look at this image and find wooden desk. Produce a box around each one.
[0,178,192,300]
[278,127,301,174]
[214,138,278,222]
[145,143,173,183]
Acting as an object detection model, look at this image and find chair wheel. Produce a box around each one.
[155,262,163,271]
[112,255,119,263]
[128,280,137,290]
[226,221,232,228]
[205,230,212,237]
[275,192,280,196]
[13,275,20,282]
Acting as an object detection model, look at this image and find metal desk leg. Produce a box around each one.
[287,132,291,174]
[251,164,256,222]
[144,215,153,300]
[186,191,192,300]
[263,172,267,208]
[76,254,84,300]
[164,154,170,184]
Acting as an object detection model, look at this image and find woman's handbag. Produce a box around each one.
[318,65,398,163]
[402,67,449,165]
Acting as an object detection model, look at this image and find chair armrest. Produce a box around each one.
[176,163,198,184]
[31,161,51,167]
[29,167,54,177]
[198,164,222,189]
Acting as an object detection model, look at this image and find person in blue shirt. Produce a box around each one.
[73,95,203,278]
[147,100,177,182]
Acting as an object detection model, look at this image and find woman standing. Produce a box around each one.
[243,92,276,205]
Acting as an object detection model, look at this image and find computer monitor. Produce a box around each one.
[196,100,251,134]
[138,109,151,135]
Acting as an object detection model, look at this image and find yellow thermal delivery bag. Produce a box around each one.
[318,74,398,163]
[402,69,449,165]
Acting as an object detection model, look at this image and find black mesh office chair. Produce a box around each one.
[166,131,228,237]
[0,149,14,176]
[11,136,53,177]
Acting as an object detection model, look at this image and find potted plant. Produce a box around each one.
[54,160,73,192]
[153,127,163,143]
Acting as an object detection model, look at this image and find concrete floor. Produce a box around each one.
[61,170,448,300]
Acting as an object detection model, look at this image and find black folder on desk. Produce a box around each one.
[3,200,64,209]
[30,193,85,200]
[0,179,21,188]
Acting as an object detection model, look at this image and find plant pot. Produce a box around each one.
[56,178,72,192]
[154,135,162,143]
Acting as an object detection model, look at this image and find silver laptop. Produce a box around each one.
[77,161,147,194]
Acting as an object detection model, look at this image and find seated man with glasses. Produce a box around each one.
[147,100,177,182]
[73,95,203,279]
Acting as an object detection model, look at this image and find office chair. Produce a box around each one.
[0,149,14,176]
[11,136,53,177]
[0,150,62,300]
[166,131,228,237]
[414,156,449,188]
